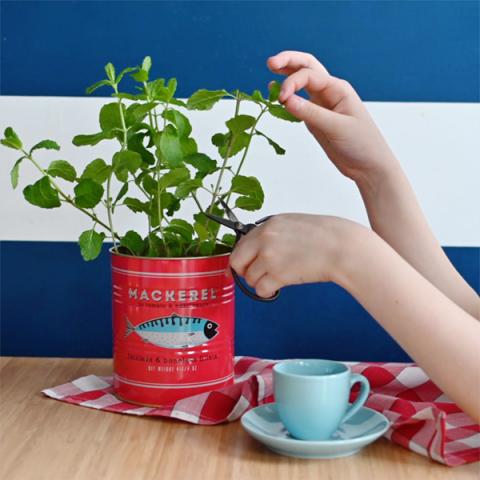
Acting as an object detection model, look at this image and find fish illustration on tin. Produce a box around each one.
[125,314,218,349]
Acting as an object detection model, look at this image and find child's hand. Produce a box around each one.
[268,51,396,184]
[229,214,366,299]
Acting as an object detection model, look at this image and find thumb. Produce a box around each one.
[283,94,339,135]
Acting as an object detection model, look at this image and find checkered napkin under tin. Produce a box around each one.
[42,357,479,466]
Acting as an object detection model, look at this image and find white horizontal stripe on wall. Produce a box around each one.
[0,96,479,246]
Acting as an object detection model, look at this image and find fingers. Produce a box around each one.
[229,232,260,277]
[278,67,330,102]
[283,94,340,134]
[244,258,267,288]
[255,274,281,299]
[229,227,282,299]
[268,51,358,114]
[268,51,328,76]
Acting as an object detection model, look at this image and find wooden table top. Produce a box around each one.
[1,357,478,480]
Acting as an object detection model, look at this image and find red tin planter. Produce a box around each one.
[111,249,235,406]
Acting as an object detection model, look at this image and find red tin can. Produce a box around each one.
[111,250,235,406]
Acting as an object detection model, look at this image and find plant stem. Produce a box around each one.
[113,84,128,150]
[224,106,267,206]
[208,93,241,213]
[105,172,117,248]
[191,191,204,212]
[141,81,165,254]
[105,83,130,247]
[25,152,119,240]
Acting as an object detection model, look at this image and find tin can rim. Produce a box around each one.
[109,246,231,261]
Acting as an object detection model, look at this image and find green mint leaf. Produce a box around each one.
[226,114,256,134]
[231,175,264,211]
[116,66,138,84]
[169,98,188,108]
[193,221,209,242]
[112,150,142,182]
[158,167,190,190]
[175,178,203,199]
[129,121,156,139]
[132,69,149,83]
[149,78,171,102]
[120,230,144,256]
[180,137,198,156]
[23,176,61,208]
[74,178,104,208]
[145,233,163,257]
[81,158,111,184]
[235,195,263,211]
[231,175,262,196]
[187,89,228,110]
[268,81,281,102]
[162,109,192,138]
[104,63,116,84]
[212,132,249,158]
[10,157,24,189]
[30,139,60,153]
[268,104,301,122]
[72,130,116,146]
[165,219,194,243]
[184,153,217,179]
[221,233,236,247]
[167,78,177,99]
[128,131,156,166]
[211,133,227,147]
[123,197,147,213]
[164,233,184,257]
[1,127,23,150]
[47,160,77,182]
[255,130,286,155]
[112,92,143,101]
[161,191,181,216]
[86,79,111,95]
[199,240,215,256]
[123,197,148,213]
[194,205,222,237]
[142,56,152,74]
[149,192,180,226]
[236,91,253,101]
[158,129,183,167]
[113,183,129,207]
[141,174,157,195]
[126,102,157,125]
[252,90,267,103]
[79,229,105,261]
[99,103,125,132]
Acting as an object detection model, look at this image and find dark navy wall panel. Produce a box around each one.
[1,1,479,101]
[1,241,478,360]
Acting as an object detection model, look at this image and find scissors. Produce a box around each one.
[204,199,280,302]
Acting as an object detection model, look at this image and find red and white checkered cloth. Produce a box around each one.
[42,357,479,466]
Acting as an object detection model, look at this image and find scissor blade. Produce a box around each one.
[204,212,237,230]
[218,198,238,223]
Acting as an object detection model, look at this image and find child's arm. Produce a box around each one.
[230,215,480,421]
[268,51,479,319]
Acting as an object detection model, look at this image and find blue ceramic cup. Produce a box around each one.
[273,359,370,441]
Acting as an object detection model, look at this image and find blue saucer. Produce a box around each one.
[241,404,390,459]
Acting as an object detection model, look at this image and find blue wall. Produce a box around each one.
[1,1,479,101]
[1,1,478,359]
[1,242,478,360]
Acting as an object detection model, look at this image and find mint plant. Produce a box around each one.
[1,57,299,260]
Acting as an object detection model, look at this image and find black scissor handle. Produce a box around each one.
[231,268,280,302]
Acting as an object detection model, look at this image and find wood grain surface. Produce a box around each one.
[1,357,478,480]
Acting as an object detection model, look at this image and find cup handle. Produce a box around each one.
[342,373,370,423]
